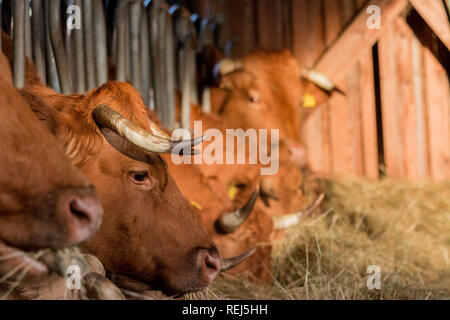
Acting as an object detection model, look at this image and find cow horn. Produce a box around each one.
[92,104,205,154]
[221,248,256,272]
[217,189,259,234]
[213,58,243,79]
[302,69,335,92]
[148,119,171,139]
[272,193,325,230]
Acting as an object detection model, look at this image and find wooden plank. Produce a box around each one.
[315,0,409,82]
[321,0,345,176]
[396,18,422,180]
[378,18,404,178]
[348,63,364,176]
[409,0,450,51]
[320,104,332,175]
[302,109,324,174]
[411,29,429,179]
[295,0,327,174]
[221,0,256,56]
[323,0,357,177]
[355,0,369,11]
[324,0,344,46]
[256,0,284,51]
[358,48,379,180]
[423,39,450,181]
[329,79,354,176]
[281,0,293,50]
[342,0,357,22]
[291,0,324,68]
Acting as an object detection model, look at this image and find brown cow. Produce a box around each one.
[166,157,273,282]
[177,102,312,230]
[144,103,274,282]
[210,50,329,222]
[0,52,105,298]
[19,81,252,295]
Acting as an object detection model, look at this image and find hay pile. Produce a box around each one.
[201,179,450,300]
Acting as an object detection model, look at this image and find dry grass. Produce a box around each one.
[194,179,450,300]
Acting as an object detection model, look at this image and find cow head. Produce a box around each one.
[213,50,334,167]
[167,161,274,282]
[21,82,251,294]
[0,53,103,280]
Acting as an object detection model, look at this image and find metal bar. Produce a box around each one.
[0,0,3,52]
[65,0,75,92]
[157,3,168,127]
[31,0,47,84]
[24,0,32,59]
[164,8,176,130]
[150,0,163,122]
[73,0,85,92]
[201,86,211,113]
[129,0,141,93]
[44,0,60,91]
[116,0,127,82]
[49,0,73,93]
[13,0,26,88]
[140,5,150,106]
[181,37,194,130]
[0,0,2,52]
[148,0,160,112]
[94,0,107,85]
[83,0,96,90]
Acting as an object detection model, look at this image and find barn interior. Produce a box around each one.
[0,0,449,300]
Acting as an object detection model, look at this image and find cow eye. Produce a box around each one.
[130,171,150,184]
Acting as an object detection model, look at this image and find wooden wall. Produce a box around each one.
[187,0,450,181]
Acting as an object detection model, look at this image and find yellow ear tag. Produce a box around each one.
[228,186,238,200]
[190,201,203,210]
[302,93,317,108]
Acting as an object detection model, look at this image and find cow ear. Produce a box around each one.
[19,90,63,134]
[300,78,332,109]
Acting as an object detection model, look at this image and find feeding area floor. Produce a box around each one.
[189,179,450,300]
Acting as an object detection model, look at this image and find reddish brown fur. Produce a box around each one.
[0,52,106,299]
[209,51,329,215]
[20,82,217,294]
[149,106,273,281]
[0,52,100,250]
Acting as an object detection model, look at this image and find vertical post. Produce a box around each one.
[94,0,107,86]
[44,0,61,91]
[129,0,142,94]
[164,8,176,130]
[72,0,85,92]
[140,6,150,106]
[83,0,96,90]
[13,0,26,88]
[24,0,32,59]
[116,0,128,82]
[49,0,73,93]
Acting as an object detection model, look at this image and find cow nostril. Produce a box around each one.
[68,197,92,224]
[205,254,219,271]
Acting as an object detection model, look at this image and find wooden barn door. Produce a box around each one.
[378,13,449,181]
[187,0,450,181]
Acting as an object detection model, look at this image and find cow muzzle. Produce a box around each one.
[197,246,222,285]
[54,187,103,246]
